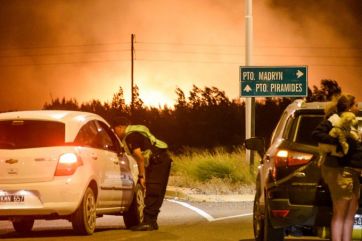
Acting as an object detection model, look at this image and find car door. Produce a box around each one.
[94,121,134,205]
[74,121,115,207]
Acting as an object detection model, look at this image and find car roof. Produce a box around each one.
[284,99,362,116]
[284,100,326,113]
[0,110,109,142]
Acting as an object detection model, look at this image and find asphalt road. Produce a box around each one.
[0,199,328,241]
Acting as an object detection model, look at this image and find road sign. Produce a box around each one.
[240,66,308,97]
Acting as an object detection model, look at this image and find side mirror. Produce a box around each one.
[245,137,265,157]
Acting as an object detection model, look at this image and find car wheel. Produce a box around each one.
[123,183,145,229]
[12,218,34,233]
[253,192,264,241]
[71,187,97,235]
[264,198,285,241]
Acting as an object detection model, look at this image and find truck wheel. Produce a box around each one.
[123,183,144,229]
[253,193,264,241]
[12,218,34,233]
[72,187,97,235]
[264,199,285,241]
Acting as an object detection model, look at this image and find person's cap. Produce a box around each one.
[112,117,130,127]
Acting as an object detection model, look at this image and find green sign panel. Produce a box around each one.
[240,66,308,97]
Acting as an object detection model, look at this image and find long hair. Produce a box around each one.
[324,94,356,118]
[336,94,355,114]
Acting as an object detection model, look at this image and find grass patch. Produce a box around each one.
[169,146,256,194]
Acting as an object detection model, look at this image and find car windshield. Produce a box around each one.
[0,120,65,149]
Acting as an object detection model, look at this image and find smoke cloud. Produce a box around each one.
[0,0,360,111]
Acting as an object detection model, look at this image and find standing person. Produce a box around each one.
[113,117,172,231]
[312,94,361,241]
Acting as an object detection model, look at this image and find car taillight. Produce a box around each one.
[54,153,83,176]
[275,149,313,167]
[271,210,290,218]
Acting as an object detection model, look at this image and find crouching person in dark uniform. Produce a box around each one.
[113,117,172,231]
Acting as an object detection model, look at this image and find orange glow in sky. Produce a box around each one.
[0,0,360,111]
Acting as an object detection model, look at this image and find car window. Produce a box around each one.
[0,120,65,149]
[282,115,295,140]
[94,121,121,153]
[74,121,99,147]
[270,111,288,144]
[293,115,324,146]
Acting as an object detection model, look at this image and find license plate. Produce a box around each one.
[355,215,362,226]
[0,195,25,203]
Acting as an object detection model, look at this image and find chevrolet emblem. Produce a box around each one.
[5,159,18,164]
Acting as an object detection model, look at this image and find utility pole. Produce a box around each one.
[131,34,135,113]
[245,0,255,173]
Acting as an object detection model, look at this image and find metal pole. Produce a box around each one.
[245,0,255,172]
[131,34,135,113]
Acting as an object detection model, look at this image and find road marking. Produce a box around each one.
[168,199,214,221]
[167,199,252,222]
[212,213,253,222]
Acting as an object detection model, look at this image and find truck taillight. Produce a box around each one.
[271,210,290,218]
[54,153,83,176]
[275,149,313,167]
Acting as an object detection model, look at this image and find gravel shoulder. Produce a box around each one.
[166,185,255,202]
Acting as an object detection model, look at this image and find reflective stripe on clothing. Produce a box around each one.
[121,125,168,166]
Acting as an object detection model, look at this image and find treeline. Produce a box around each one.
[43,80,341,151]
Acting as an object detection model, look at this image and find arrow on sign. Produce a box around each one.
[244,85,252,93]
[296,70,304,79]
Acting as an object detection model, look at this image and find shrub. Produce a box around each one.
[169,146,256,193]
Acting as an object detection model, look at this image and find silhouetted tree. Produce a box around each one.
[175,87,187,109]
[307,79,341,102]
[80,100,108,116]
[111,86,126,111]
[42,79,342,151]
[188,85,203,108]
[43,97,79,110]
[132,85,144,110]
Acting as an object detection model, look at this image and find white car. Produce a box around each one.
[0,110,144,235]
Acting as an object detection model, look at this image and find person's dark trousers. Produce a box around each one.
[143,150,172,224]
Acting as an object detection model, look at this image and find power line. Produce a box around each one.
[0,38,360,67]
[0,40,360,52]
[136,41,243,48]
[136,41,362,50]
[136,49,362,59]
[0,47,359,60]
[253,54,361,59]
[136,58,240,65]
[0,49,129,59]
[0,56,360,68]
[253,45,362,50]
[0,42,130,52]
[135,58,362,67]
[0,59,129,68]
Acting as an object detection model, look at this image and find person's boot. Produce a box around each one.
[131,221,158,231]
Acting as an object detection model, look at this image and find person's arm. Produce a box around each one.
[132,147,146,189]
[312,120,339,144]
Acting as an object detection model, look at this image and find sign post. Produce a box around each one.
[244,0,255,174]
[240,66,308,97]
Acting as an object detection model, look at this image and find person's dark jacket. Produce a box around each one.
[312,119,346,167]
[312,119,362,167]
